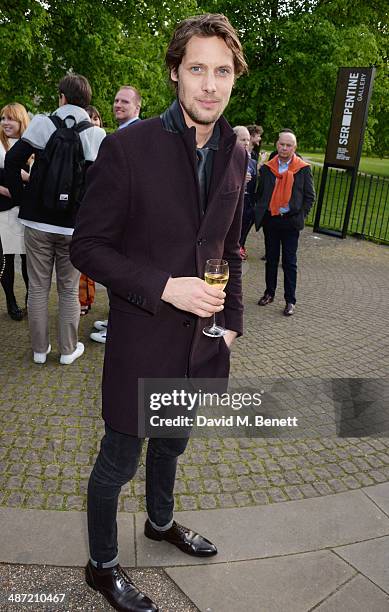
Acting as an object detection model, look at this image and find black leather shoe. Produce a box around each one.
[284,303,295,316]
[257,293,274,306]
[85,561,158,612]
[144,519,217,557]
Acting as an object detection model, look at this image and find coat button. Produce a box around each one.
[183,320,191,327]
[197,237,206,246]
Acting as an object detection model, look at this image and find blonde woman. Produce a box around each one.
[0,102,30,320]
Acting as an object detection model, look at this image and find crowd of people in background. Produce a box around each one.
[0,76,314,365]
[4,75,105,364]
[0,81,148,358]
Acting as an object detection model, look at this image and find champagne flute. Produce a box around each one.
[203,259,229,338]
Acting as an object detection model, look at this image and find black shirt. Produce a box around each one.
[161,99,220,212]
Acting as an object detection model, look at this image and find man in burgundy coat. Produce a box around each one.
[71,13,247,612]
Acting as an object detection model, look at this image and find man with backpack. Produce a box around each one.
[5,73,106,364]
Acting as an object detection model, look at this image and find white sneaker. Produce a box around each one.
[33,344,51,364]
[60,342,85,365]
[93,319,108,331]
[90,330,106,344]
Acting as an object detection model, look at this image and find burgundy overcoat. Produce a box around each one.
[70,114,246,435]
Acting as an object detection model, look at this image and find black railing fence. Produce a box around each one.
[306,165,389,245]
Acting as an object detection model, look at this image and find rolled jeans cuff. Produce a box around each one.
[90,555,119,569]
[148,518,174,532]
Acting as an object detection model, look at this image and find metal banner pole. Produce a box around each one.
[314,67,376,239]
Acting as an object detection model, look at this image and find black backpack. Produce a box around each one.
[37,114,92,213]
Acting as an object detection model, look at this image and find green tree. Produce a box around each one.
[198,0,389,154]
[0,1,52,110]
[1,1,388,154]
[0,0,197,126]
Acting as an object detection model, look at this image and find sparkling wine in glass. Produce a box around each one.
[203,259,229,338]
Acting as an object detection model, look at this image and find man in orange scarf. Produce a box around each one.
[255,129,315,315]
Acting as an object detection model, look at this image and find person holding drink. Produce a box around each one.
[71,13,247,612]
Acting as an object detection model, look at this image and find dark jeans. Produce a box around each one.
[263,213,300,304]
[88,424,189,563]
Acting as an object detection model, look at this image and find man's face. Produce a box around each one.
[171,35,235,129]
[276,133,297,162]
[235,127,250,151]
[113,89,139,125]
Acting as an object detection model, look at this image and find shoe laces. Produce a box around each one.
[113,565,134,591]
[174,521,190,536]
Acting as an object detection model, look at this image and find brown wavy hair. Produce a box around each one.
[0,102,30,151]
[165,13,248,88]
[58,73,92,108]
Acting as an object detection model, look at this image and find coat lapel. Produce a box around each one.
[178,116,238,230]
[203,118,237,226]
[181,127,203,227]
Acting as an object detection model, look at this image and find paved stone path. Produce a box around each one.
[1,484,389,611]
[1,229,388,515]
[0,228,388,611]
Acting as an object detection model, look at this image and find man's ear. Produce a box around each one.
[58,93,67,106]
[170,68,178,83]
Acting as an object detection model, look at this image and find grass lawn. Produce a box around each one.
[301,152,389,178]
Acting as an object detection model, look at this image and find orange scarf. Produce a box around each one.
[266,154,309,216]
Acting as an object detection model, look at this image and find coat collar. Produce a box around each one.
[161,98,232,148]
[160,101,238,226]
[160,98,187,134]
